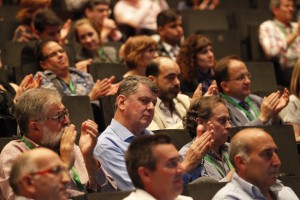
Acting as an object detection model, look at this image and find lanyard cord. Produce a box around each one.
[21,136,84,191]
[204,153,233,178]
[221,94,259,121]
[69,79,76,94]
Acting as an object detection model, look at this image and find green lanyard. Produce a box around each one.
[69,80,76,94]
[221,94,259,121]
[204,153,233,178]
[275,20,289,37]
[21,136,84,191]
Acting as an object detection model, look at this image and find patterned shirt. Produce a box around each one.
[259,19,300,69]
[35,68,94,96]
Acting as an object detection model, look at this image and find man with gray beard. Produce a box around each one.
[0,88,116,200]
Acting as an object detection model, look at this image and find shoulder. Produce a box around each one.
[260,20,275,29]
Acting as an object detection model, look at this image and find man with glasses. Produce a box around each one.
[84,0,123,43]
[9,148,70,200]
[35,39,117,99]
[0,88,116,200]
[215,55,289,127]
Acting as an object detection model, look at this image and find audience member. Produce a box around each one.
[13,0,51,42]
[177,0,220,10]
[213,128,299,200]
[146,57,190,130]
[124,134,193,200]
[9,148,70,200]
[156,9,183,61]
[113,0,168,35]
[180,96,232,183]
[84,0,123,43]
[123,35,158,78]
[279,58,300,142]
[74,18,118,69]
[94,76,158,190]
[176,34,215,95]
[94,76,214,190]
[34,39,117,100]
[259,0,300,87]
[215,55,289,127]
[0,88,116,200]
[21,8,75,71]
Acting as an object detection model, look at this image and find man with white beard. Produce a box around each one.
[0,88,116,200]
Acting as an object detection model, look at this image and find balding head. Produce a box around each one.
[230,128,281,192]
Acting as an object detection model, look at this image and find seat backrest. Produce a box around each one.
[99,95,117,131]
[62,96,94,143]
[230,125,300,177]
[0,20,19,50]
[0,69,8,82]
[88,62,126,83]
[2,42,30,68]
[153,129,191,150]
[182,10,230,37]
[197,29,240,60]
[245,61,278,97]
[248,23,267,61]
[182,181,227,200]
[0,136,20,152]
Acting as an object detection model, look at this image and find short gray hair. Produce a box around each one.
[14,88,62,135]
[269,0,281,10]
[117,75,158,97]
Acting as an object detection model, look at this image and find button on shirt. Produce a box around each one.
[93,119,153,190]
[213,173,299,200]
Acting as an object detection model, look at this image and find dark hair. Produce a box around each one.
[184,96,226,138]
[125,134,172,189]
[84,0,109,10]
[157,9,181,27]
[34,9,62,34]
[214,55,242,93]
[35,39,63,62]
[145,59,160,77]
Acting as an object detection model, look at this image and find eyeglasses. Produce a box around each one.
[227,72,251,82]
[30,165,68,177]
[36,108,69,123]
[44,49,66,60]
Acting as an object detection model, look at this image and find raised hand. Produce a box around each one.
[259,91,280,124]
[60,124,76,169]
[181,123,214,173]
[274,88,289,114]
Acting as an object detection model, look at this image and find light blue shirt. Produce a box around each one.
[213,173,299,200]
[93,119,152,190]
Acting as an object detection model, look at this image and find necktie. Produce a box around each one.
[239,101,250,111]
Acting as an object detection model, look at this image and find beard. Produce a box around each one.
[159,86,180,102]
[40,126,65,150]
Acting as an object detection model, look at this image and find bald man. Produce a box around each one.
[213,128,299,200]
[9,148,70,200]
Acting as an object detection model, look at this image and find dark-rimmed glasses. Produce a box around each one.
[44,49,66,60]
[36,108,69,123]
[227,72,251,82]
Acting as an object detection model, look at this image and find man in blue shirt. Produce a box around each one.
[213,128,299,200]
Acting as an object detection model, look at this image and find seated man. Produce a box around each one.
[9,148,70,200]
[124,134,192,200]
[0,88,116,200]
[215,55,289,127]
[180,96,232,183]
[146,57,190,130]
[156,9,184,61]
[94,76,213,190]
[35,39,117,100]
[213,128,299,200]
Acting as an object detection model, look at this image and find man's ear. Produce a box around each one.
[137,166,152,185]
[157,26,164,36]
[148,75,157,83]
[39,61,47,70]
[116,95,126,111]
[19,175,36,196]
[235,155,247,171]
[220,81,229,93]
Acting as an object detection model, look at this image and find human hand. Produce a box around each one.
[204,81,219,96]
[60,124,76,169]
[60,19,72,42]
[75,59,93,73]
[15,74,42,101]
[79,120,99,160]
[192,83,203,101]
[181,123,214,173]
[89,76,116,100]
[259,91,280,123]
[274,88,289,114]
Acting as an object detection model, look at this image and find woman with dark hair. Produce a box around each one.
[123,35,158,78]
[13,0,52,42]
[176,34,215,95]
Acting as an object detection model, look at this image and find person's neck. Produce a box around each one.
[59,72,71,84]
[161,98,174,112]
[162,38,178,47]
[275,17,291,27]
[114,113,144,136]
[211,143,222,158]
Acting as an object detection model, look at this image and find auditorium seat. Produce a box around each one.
[153,129,191,150]
[98,95,117,131]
